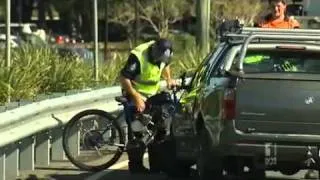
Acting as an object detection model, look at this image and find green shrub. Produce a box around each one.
[0,47,52,102]
[98,52,128,86]
[0,46,93,103]
[167,33,196,52]
[0,33,216,104]
[167,33,206,77]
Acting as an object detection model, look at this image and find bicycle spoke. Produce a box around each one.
[94,146,103,157]
[63,110,125,170]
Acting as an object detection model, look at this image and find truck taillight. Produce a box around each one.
[223,88,236,120]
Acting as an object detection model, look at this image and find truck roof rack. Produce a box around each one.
[240,27,320,35]
[217,20,320,73]
[217,20,320,43]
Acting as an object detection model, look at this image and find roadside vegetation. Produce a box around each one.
[0,0,263,104]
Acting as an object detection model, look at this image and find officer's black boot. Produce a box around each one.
[127,139,149,174]
[147,129,170,174]
[147,142,162,174]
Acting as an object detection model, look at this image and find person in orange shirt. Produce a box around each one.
[257,0,300,29]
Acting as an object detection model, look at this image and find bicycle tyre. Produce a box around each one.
[62,109,125,172]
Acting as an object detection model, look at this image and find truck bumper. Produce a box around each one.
[203,120,320,169]
[219,142,320,170]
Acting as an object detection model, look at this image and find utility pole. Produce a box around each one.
[104,0,109,62]
[134,0,140,47]
[6,0,11,103]
[196,0,211,56]
[93,0,99,82]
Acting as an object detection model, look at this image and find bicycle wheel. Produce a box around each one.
[62,109,126,172]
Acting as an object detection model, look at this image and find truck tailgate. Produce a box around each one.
[235,78,320,135]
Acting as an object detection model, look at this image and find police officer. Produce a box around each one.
[119,38,176,174]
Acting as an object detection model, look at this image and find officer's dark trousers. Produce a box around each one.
[124,101,148,172]
[126,138,147,172]
[147,132,170,173]
[126,135,168,173]
[124,101,171,173]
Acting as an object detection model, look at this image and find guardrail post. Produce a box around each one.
[19,136,35,170]
[69,124,80,157]
[51,127,66,161]
[5,144,19,180]
[0,148,5,180]
[35,131,50,167]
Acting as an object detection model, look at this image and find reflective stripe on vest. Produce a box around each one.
[130,41,166,97]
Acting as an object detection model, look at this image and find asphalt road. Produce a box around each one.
[93,170,316,180]
[17,155,318,180]
[86,156,318,180]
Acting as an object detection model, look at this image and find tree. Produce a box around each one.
[105,0,191,46]
[210,0,263,28]
[0,1,4,21]
[196,0,211,56]
[0,0,35,23]
[107,0,136,38]
[50,0,93,40]
[41,0,192,42]
[137,0,190,38]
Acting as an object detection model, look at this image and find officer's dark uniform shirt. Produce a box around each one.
[120,47,170,80]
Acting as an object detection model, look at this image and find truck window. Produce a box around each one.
[231,50,320,74]
[189,44,225,88]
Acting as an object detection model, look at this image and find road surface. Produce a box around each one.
[17,154,318,180]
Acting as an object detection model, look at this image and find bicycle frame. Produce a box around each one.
[61,79,189,172]
[111,86,184,149]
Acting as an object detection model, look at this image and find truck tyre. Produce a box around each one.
[151,137,193,178]
[252,168,266,180]
[197,128,223,180]
[165,159,192,178]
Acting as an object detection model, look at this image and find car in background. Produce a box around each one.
[0,34,22,48]
[0,23,38,36]
[55,46,94,63]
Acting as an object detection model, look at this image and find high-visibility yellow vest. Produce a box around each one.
[130,41,166,97]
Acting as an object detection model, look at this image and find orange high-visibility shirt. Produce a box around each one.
[259,17,300,29]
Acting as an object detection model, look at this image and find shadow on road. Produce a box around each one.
[16,169,304,180]
[50,172,94,180]
[95,169,300,180]
[97,169,194,180]
[35,167,81,171]
[16,172,94,180]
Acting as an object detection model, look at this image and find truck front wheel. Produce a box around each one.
[197,128,223,180]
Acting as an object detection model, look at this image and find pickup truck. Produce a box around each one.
[170,26,320,179]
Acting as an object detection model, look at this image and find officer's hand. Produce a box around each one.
[133,94,145,113]
[166,79,177,90]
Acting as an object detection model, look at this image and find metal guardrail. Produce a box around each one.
[0,85,123,180]
[0,78,189,180]
[0,90,92,113]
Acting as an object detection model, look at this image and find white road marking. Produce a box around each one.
[85,154,149,180]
